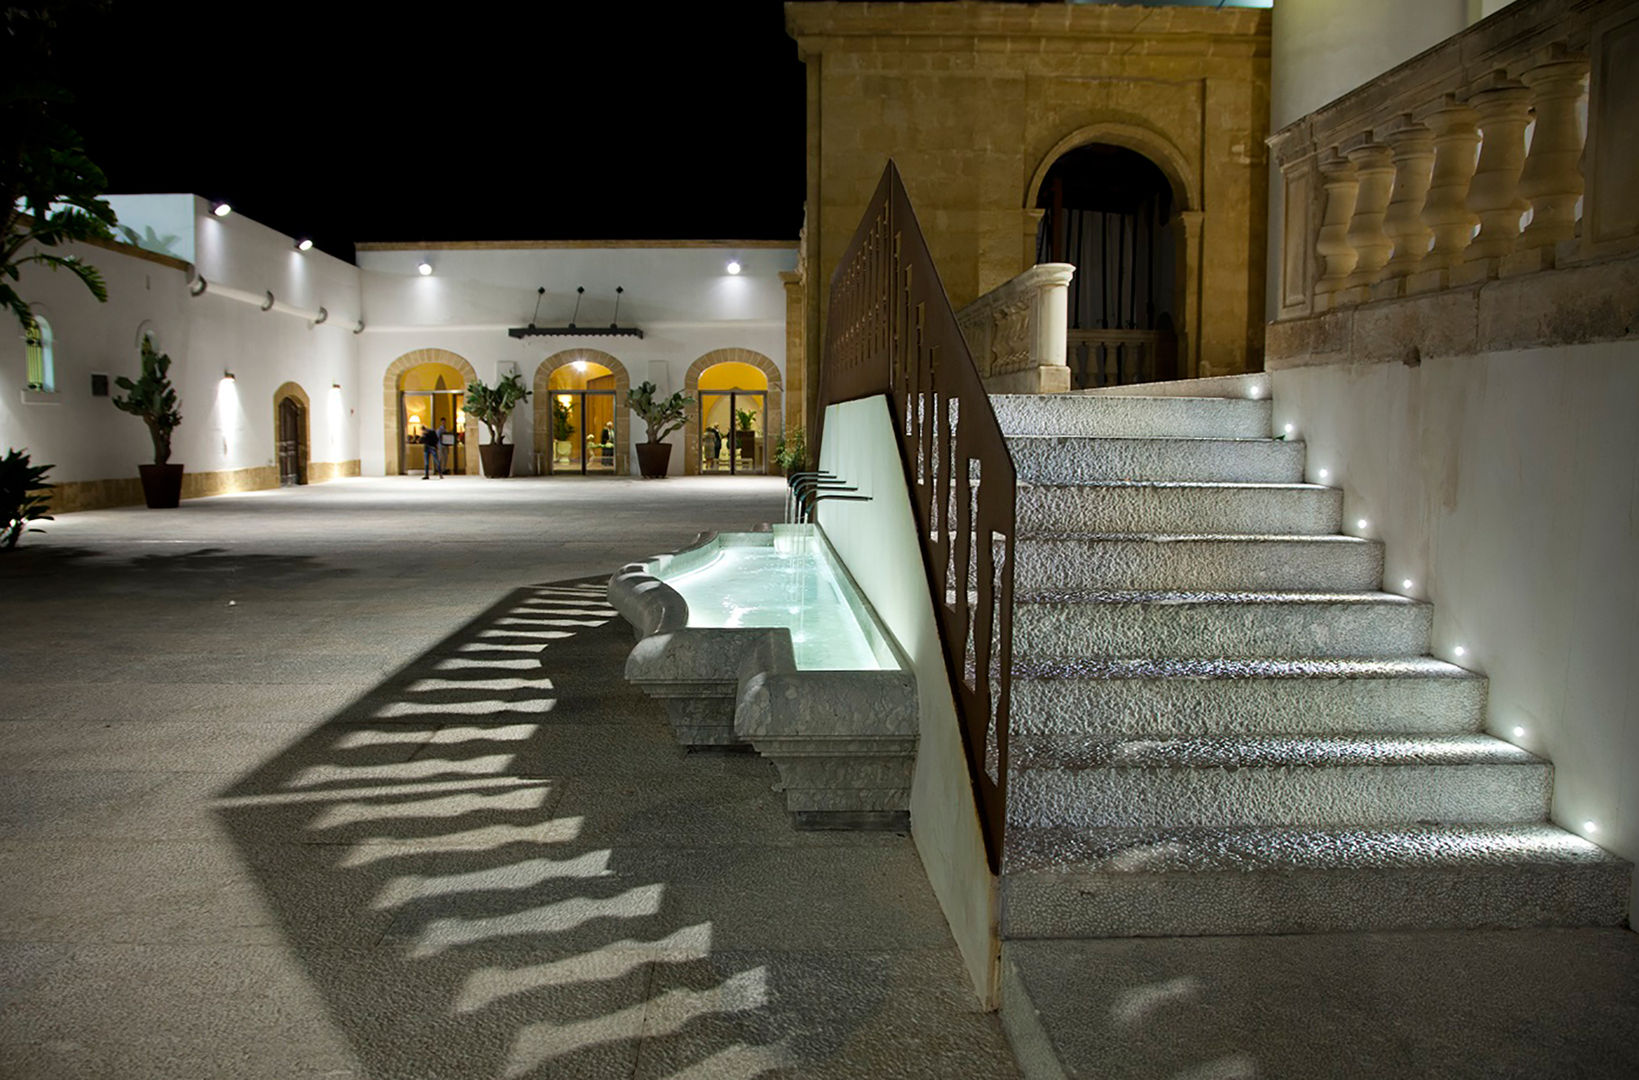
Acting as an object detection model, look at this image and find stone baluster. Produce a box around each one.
[1463,77,1534,271]
[1409,96,1480,293]
[1342,142,1395,300]
[1313,152,1360,309]
[1511,52,1590,271]
[1379,120,1436,290]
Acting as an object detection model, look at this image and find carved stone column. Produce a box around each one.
[1342,142,1395,300]
[1511,53,1590,271]
[1313,152,1360,310]
[1408,97,1480,294]
[1379,120,1436,292]
[1031,263,1076,392]
[1463,79,1534,270]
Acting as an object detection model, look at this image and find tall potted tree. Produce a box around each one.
[112,337,184,508]
[625,380,692,479]
[464,371,531,478]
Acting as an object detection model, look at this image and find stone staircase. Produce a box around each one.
[990,388,1631,1071]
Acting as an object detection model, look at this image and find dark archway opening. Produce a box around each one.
[1036,143,1178,387]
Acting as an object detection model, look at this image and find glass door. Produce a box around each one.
[401,389,467,474]
[700,390,766,475]
[550,391,618,475]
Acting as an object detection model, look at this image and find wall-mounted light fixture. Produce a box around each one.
[212,201,233,218]
[331,382,342,390]
[296,238,313,252]
[223,370,236,381]
[726,259,743,275]
[417,260,433,276]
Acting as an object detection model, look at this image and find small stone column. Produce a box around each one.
[1461,78,1534,275]
[1342,142,1395,301]
[1379,120,1436,294]
[1313,153,1360,310]
[1031,263,1076,393]
[1509,53,1590,273]
[1409,96,1481,294]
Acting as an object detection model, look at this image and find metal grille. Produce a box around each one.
[817,163,1016,872]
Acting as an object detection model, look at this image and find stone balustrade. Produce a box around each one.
[955,262,1076,394]
[1269,0,1637,322]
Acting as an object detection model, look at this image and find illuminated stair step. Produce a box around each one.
[1011,533,1383,591]
[1008,435,1304,484]
[1016,481,1342,535]
[991,393,1272,439]
[999,823,1631,937]
[1006,733,1548,829]
[1009,656,1485,737]
[1012,589,1431,659]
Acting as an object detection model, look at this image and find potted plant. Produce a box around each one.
[112,337,184,508]
[733,407,758,464]
[464,371,531,478]
[626,380,692,479]
[1,448,53,549]
[774,427,808,476]
[550,396,576,464]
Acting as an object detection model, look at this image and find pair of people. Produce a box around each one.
[420,423,447,479]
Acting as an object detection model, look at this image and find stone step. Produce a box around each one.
[1017,481,1342,536]
[1012,533,1383,592]
[1005,733,1545,829]
[1009,656,1486,738]
[1012,589,1431,659]
[991,393,1272,439]
[999,822,1632,938]
[1008,435,1304,485]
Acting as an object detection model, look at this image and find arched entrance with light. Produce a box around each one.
[683,349,782,476]
[534,350,630,476]
[383,348,477,475]
[1033,141,1183,388]
[272,381,310,486]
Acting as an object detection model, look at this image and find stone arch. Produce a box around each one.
[533,349,632,476]
[382,348,478,475]
[682,348,783,476]
[272,381,311,485]
[1026,122,1198,214]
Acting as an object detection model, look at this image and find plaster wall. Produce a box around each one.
[817,394,998,1006]
[1270,343,1639,898]
[1,216,361,507]
[355,245,796,477]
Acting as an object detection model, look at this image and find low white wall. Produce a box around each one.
[1271,342,1639,898]
[817,395,999,1005]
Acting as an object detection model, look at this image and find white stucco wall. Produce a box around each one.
[356,245,796,477]
[1271,343,1639,896]
[817,394,999,1006]
[1,203,362,486]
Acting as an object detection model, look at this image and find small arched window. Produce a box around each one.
[24,315,54,392]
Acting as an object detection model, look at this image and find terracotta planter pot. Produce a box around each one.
[635,442,672,478]
[138,463,184,509]
[479,443,515,478]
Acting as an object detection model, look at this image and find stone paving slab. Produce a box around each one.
[0,477,1019,1080]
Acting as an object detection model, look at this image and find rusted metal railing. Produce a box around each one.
[817,162,1015,872]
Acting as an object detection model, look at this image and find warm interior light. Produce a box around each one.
[408,413,422,427]
[573,360,587,373]
[417,261,433,276]
[726,260,742,275]
[212,201,232,218]
[296,238,313,252]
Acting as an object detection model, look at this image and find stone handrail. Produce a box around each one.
[955,263,1076,393]
[1268,0,1638,322]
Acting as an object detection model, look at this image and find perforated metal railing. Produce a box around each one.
[816,162,1016,872]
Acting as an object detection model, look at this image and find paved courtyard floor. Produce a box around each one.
[0,476,1021,1079]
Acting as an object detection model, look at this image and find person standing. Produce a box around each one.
[421,422,444,479]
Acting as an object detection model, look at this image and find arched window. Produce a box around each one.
[24,315,54,392]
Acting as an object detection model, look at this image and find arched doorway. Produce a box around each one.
[272,382,311,486]
[1032,141,1185,388]
[382,349,478,476]
[682,349,783,476]
[533,350,630,476]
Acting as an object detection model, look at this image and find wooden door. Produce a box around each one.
[278,398,302,485]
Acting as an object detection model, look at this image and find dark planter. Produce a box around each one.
[733,430,756,462]
[635,442,672,478]
[138,463,184,509]
[478,443,515,478]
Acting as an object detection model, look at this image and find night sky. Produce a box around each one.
[63,1,807,262]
